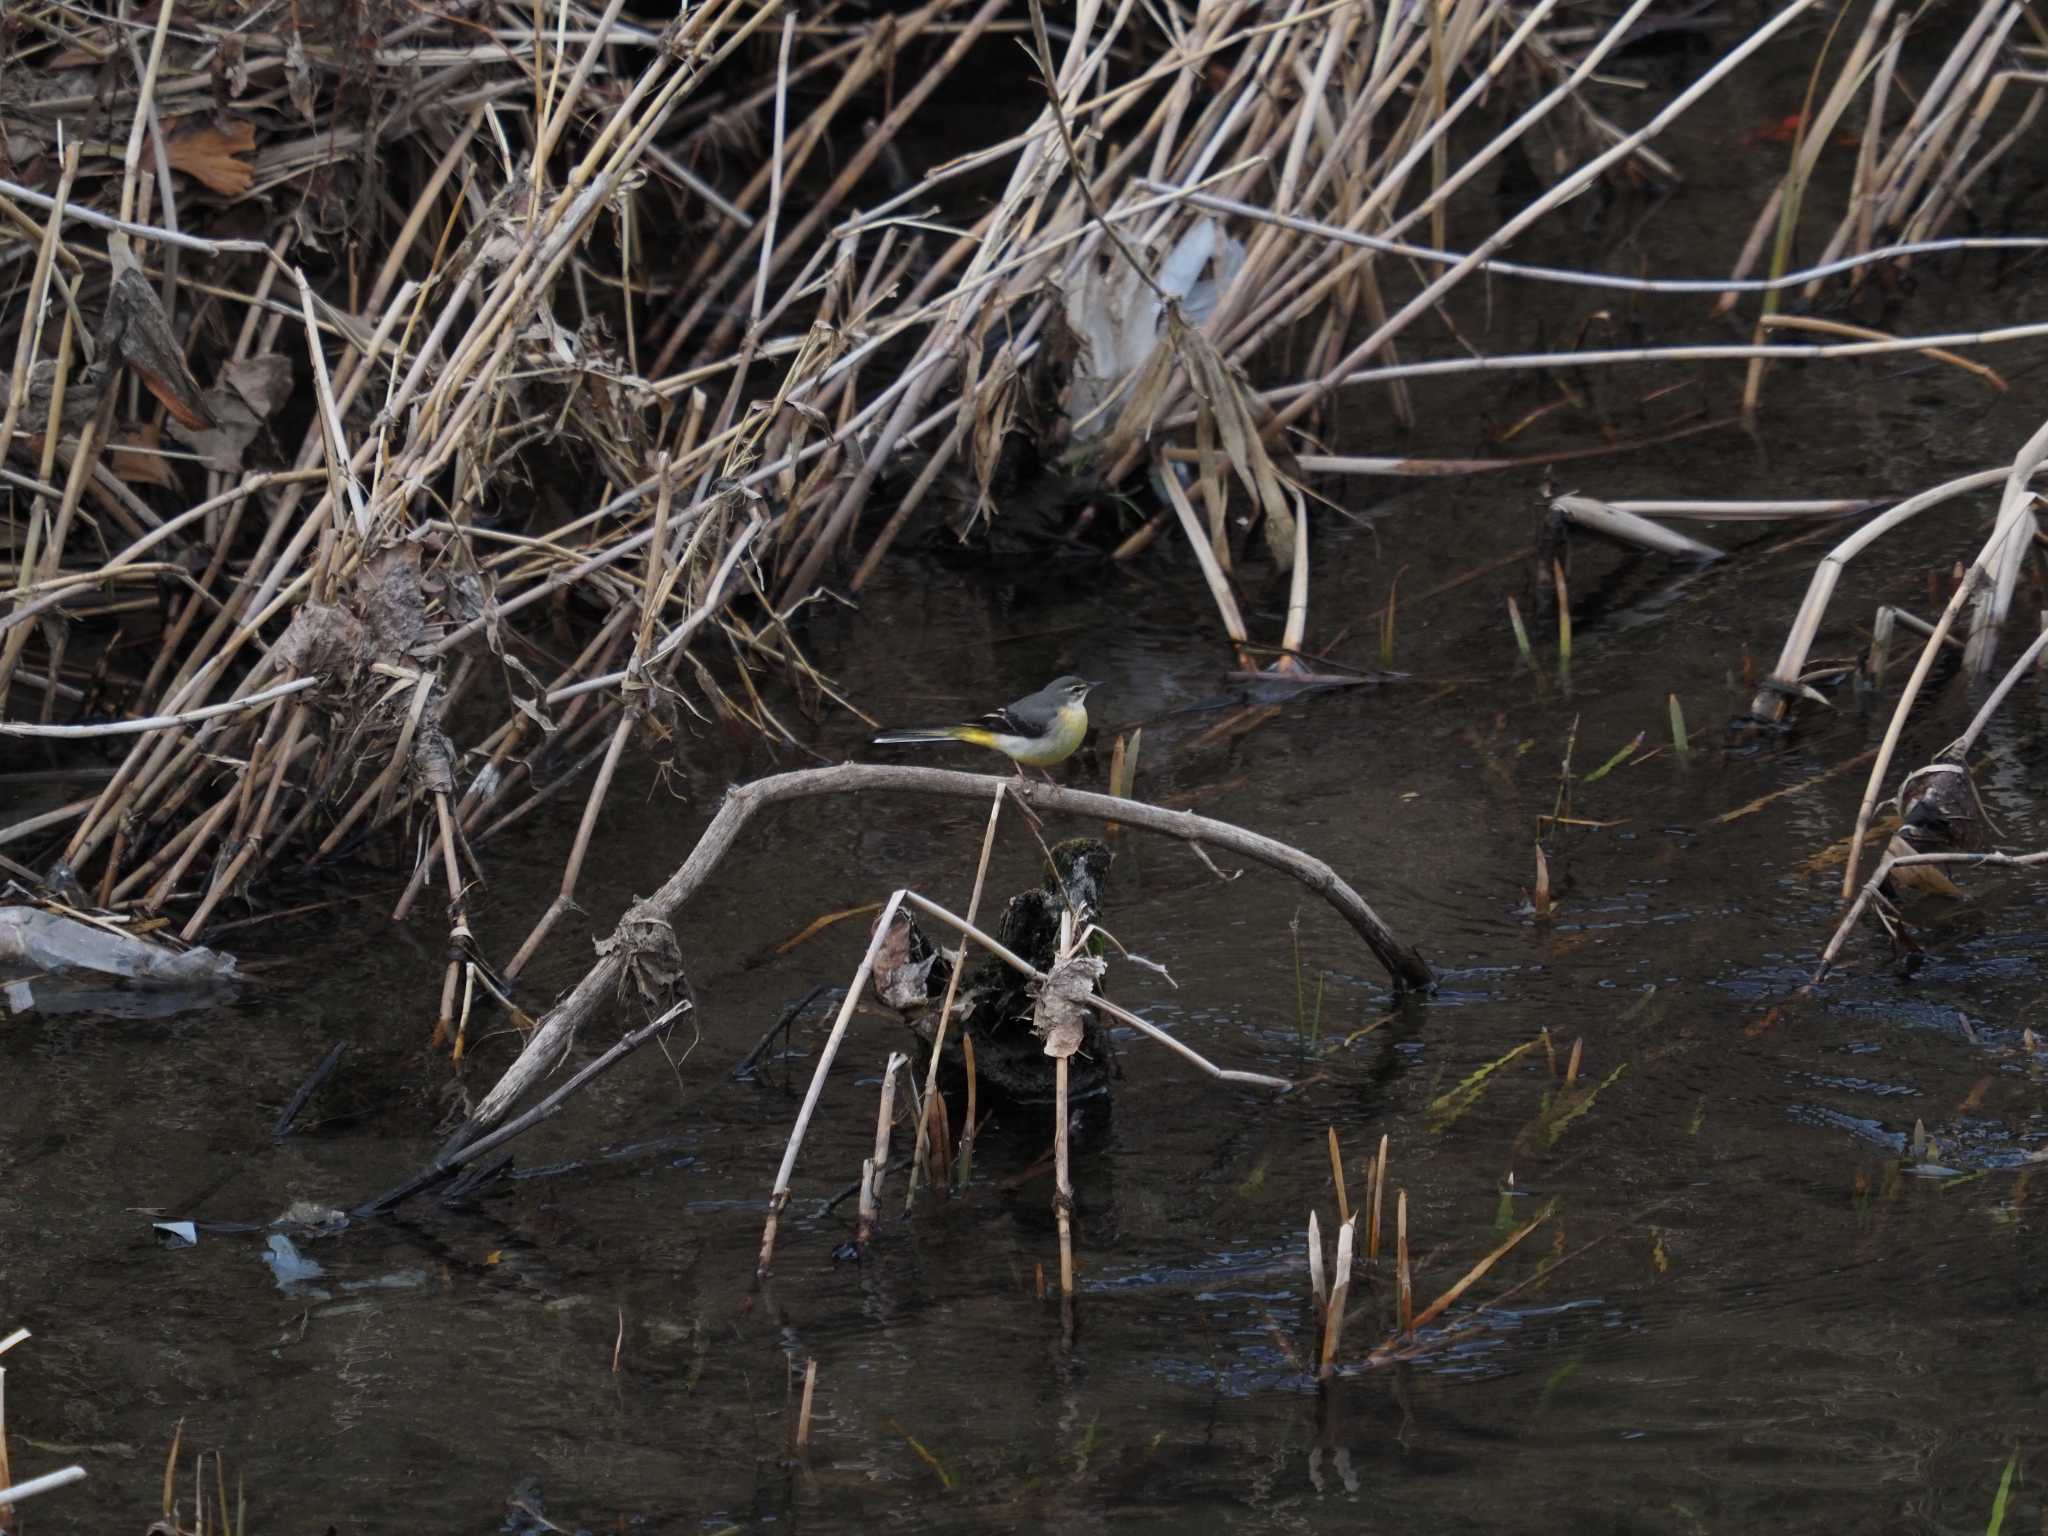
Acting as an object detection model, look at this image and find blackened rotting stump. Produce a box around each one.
[875,837,1118,1107]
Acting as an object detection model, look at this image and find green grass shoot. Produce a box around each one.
[1583,732,1644,784]
[1507,596,1536,673]
[1985,1446,2018,1536]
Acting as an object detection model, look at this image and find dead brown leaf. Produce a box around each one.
[357,542,433,658]
[222,353,294,417]
[161,118,256,196]
[1033,952,1105,1059]
[113,419,177,487]
[100,264,213,430]
[873,912,937,1011]
[162,352,290,473]
[166,387,258,473]
[273,601,367,683]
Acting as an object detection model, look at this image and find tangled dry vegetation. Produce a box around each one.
[1,0,2045,1010]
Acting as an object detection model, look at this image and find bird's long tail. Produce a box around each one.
[873,725,994,747]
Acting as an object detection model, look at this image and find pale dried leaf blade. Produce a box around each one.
[1196,402,1229,572]
[971,357,1019,521]
[1098,339,1178,465]
[1171,308,1299,569]
[1033,953,1105,1058]
[285,34,316,121]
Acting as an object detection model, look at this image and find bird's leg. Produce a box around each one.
[1001,765,1047,828]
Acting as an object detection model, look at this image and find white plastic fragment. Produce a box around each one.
[0,906,238,986]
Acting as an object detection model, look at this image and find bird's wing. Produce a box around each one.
[974,705,1033,739]
[992,685,1060,736]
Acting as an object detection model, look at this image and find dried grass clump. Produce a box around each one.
[2,0,2041,995]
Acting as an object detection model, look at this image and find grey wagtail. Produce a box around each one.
[873,676,1098,771]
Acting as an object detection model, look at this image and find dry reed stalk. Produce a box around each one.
[1552,497,1724,562]
[794,1359,818,1453]
[894,890,1289,1090]
[1817,845,2048,983]
[955,1030,979,1189]
[1307,1209,1326,1312]
[1838,417,2048,898]
[1816,625,2048,974]
[1327,1127,1348,1224]
[856,1051,908,1252]
[8,0,2035,1043]
[1367,1133,1387,1264]
[460,763,1423,1146]
[4,0,839,937]
[1053,907,1078,1305]
[747,858,1280,1272]
[1747,465,2028,725]
[1318,1215,1355,1377]
[906,783,1005,1208]
[0,1328,86,1514]
[1396,1190,1412,1335]
[359,998,689,1216]
[502,456,678,979]
[758,892,909,1276]
[1408,1203,1552,1332]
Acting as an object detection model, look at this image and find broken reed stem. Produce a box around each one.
[1318,1215,1355,1378]
[756,873,1289,1271]
[1327,1127,1349,1224]
[356,999,689,1218]
[894,891,1291,1089]
[1408,1203,1553,1333]
[757,891,907,1278]
[1308,1208,1327,1311]
[856,1051,908,1252]
[1367,1134,1388,1264]
[794,1359,818,1453]
[1841,415,2048,896]
[955,1030,979,1189]
[1748,465,2026,725]
[1396,1191,1413,1335]
[503,454,676,982]
[10,0,2017,966]
[1053,907,1077,1306]
[907,782,1006,1209]
[1815,845,2048,982]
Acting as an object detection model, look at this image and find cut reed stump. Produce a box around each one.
[446,764,1434,1155]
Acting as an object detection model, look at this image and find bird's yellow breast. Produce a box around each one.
[1005,701,1088,766]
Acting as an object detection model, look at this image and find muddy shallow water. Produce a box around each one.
[10,48,2048,1536]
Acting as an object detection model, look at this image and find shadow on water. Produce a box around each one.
[11,83,2048,1536]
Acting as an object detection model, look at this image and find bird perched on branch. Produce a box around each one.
[873,676,1098,774]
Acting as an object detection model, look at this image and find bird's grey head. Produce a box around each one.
[1049,676,1096,702]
